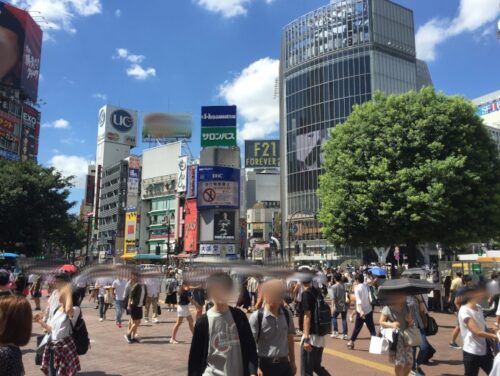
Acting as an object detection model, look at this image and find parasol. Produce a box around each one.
[369,267,387,277]
[60,264,78,274]
[378,278,436,296]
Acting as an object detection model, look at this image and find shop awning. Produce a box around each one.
[133,254,162,261]
[121,253,137,260]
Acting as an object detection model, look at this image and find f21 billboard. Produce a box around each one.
[245,140,280,168]
[0,2,42,102]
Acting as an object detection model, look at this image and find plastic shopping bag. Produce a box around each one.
[369,336,389,355]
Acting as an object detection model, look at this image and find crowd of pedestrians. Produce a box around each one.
[3,264,500,375]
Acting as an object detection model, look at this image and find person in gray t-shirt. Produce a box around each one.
[205,308,243,376]
[331,273,348,339]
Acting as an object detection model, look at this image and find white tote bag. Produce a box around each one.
[369,336,389,355]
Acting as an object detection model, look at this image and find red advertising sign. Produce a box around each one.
[183,199,198,253]
[0,2,43,102]
[0,112,16,132]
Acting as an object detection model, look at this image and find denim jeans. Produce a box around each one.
[115,299,124,324]
[350,311,376,342]
[98,296,109,319]
[332,310,348,335]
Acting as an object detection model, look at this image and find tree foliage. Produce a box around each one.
[0,159,78,256]
[318,87,500,251]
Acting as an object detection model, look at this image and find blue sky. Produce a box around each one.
[8,0,500,210]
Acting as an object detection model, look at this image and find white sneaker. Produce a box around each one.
[144,319,149,323]
[342,335,349,340]
[99,318,104,322]
[153,318,159,323]
[330,331,338,338]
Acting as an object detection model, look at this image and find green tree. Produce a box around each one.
[0,159,77,256]
[318,87,500,264]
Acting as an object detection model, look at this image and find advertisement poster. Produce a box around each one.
[128,168,139,194]
[197,166,240,209]
[142,112,192,141]
[98,105,138,147]
[200,105,237,147]
[186,165,198,199]
[214,211,235,240]
[183,200,198,253]
[85,175,95,206]
[177,156,188,193]
[245,140,280,168]
[124,210,137,242]
[19,105,40,161]
[0,3,42,102]
[200,244,219,256]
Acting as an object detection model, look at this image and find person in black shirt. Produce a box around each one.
[301,278,331,376]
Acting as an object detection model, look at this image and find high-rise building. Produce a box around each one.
[280,0,432,257]
[0,2,43,162]
[473,90,500,153]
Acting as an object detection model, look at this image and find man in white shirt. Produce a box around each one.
[347,274,376,350]
[112,277,128,328]
[144,276,161,323]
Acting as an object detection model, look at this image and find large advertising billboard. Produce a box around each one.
[84,174,95,206]
[0,2,42,102]
[127,156,140,194]
[214,211,235,240]
[177,156,188,193]
[197,166,240,209]
[97,105,138,147]
[186,165,198,199]
[245,140,280,168]
[199,244,236,256]
[200,105,237,147]
[142,112,192,142]
[19,105,40,162]
[183,199,198,253]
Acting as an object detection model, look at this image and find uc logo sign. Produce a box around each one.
[111,110,134,132]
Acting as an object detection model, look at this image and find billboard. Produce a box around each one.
[124,210,137,242]
[142,112,192,141]
[183,199,198,253]
[0,2,42,102]
[245,140,280,168]
[97,105,138,147]
[200,105,237,147]
[127,156,140,194]
[199,244,236,256]
[197,166,240,209]
[477,97,500,116]
[84,175,95,206]
[214,211,235,240]
[177,156,188,193]
[19,105,40,162]
[186,165,198,199]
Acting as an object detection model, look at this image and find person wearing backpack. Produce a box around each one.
[249,279,297,376]
[301,276,331,376]
[35,285,81,376]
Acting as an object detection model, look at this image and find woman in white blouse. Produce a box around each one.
[35,285,81,376]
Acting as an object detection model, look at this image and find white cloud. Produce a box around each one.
[48,154,91,189]
[60,137,85,145]
[218,57,279,141]
[126,64,156,80]
[114,8,121,17]
[416,0,500,62]
[10,0,102,35]
[114,48,156,80]
[92,92,107,101]
[42,118,70,129]
[196,0,274,18]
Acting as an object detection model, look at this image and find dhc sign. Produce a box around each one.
[111,110,134,132]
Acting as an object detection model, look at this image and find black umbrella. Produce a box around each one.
[378,278,436,296]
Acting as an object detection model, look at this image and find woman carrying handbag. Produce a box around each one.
[379,292,415,376]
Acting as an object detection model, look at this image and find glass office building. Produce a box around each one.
[280,0,432,255]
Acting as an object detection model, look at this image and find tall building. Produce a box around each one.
[473,90,500,153]
[0,2,42,162]
[280,0,432,257]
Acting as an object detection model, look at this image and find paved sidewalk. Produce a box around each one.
[23,298,473,376]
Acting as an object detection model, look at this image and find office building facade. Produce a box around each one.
[280,0,432,256]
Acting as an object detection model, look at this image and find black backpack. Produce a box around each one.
[71,311,90,355]
[307,288,332,336]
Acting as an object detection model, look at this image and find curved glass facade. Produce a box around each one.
[280,0,430,252]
